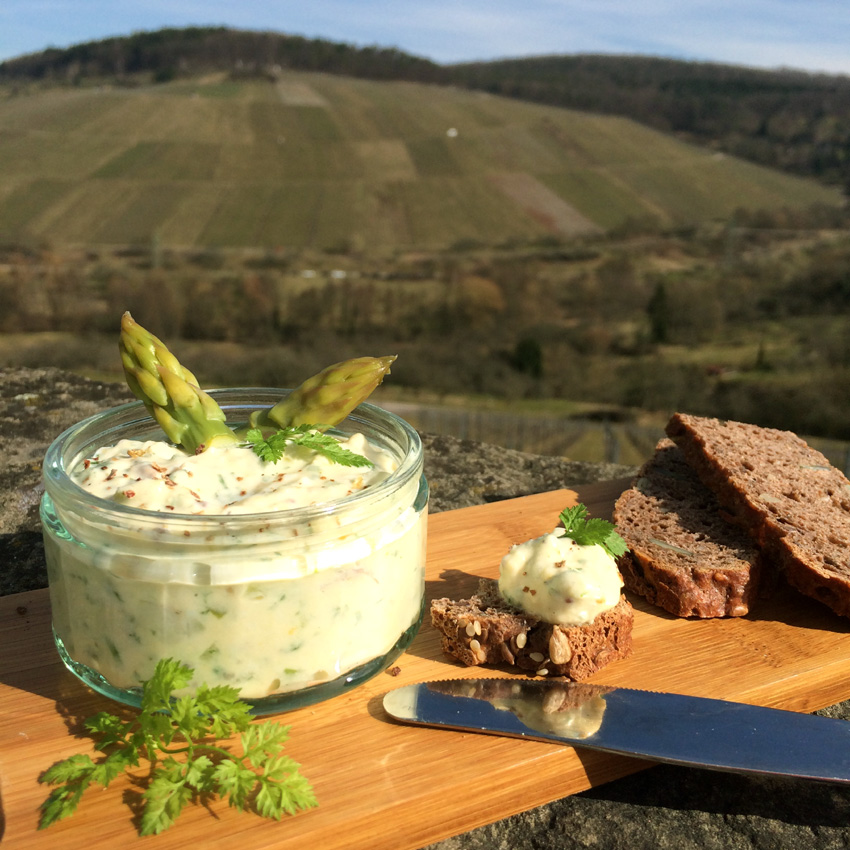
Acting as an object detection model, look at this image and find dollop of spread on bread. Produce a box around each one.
[498,531,623,626]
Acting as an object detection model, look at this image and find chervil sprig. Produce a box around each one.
[243,425,374,468]
[38,658,317,836]
[558,503,628,560]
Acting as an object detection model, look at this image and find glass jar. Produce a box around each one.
[41,389,428,714]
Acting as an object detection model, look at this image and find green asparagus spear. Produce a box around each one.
[248,355,397,432]
[119,312,396,453]
[150,366,241,453]
[119,311,201,407]
[119,312,240,453]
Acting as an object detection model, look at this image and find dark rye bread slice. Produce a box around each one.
[613,439,762,618]
[666,412,850,618]
[430,578,633,681]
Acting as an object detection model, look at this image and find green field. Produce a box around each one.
[0,71,841,251]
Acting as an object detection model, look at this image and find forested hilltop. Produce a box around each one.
[0,27,443,85]
[2,26,849,192]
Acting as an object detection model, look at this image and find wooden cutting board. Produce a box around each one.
[3,478,850,850]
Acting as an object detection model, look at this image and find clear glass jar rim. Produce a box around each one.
[42,389,424,526]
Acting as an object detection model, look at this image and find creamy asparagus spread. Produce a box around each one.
[498,531,622,626]
[47,435,425,699]
[70,434,393,513]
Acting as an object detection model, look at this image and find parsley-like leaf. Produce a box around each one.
[141,759,194,836]
[38,658,318,835]
[558,503,629,560]
[243,425,374,468]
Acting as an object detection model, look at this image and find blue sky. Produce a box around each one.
[1,1,849,75]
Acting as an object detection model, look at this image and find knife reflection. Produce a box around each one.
[427,678,611,740]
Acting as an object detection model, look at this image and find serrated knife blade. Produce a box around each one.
[383,678,850,783]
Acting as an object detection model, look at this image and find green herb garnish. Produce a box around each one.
[243,425,374,468]
[38,658,317,836]
[558,503,629,560]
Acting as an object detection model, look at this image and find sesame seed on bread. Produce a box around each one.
[430,578,633,680]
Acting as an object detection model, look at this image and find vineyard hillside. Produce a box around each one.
[0,70,841,251]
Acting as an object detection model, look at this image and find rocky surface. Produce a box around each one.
[0,368,134,596]
[419,431,634,513]
[2,366,849,850]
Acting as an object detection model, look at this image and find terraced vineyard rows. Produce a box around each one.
[384,403,663,466]
[383,403,850,472]
[0,70,840,251]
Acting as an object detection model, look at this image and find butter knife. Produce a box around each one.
[383,678,850,783]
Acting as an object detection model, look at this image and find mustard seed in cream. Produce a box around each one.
[498,531,622,626]
[45,433,425,700]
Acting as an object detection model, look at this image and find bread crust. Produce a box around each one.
[613,439,762,618]
[430,578,633,680]
[666,412,850,618]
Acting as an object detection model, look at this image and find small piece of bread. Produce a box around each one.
[666,412,850,618]
[430,578,633,680]
[613,438,762,618]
